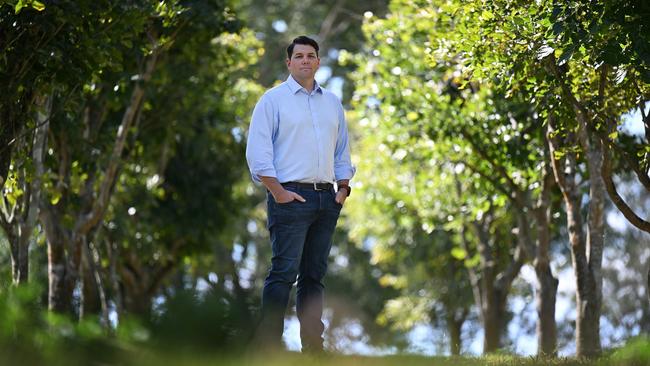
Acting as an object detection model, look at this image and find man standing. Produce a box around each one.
[246,36,355,353]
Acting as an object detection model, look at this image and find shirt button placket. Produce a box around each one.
[308,92,322,182]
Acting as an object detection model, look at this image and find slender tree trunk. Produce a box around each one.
[80,244,101,319]
[121,270,153,319]
[458,198,520,353]
[42,210,83,314]
[644,267,650,334]
[4,94,51,285]
[7,230,20,282]
[547,116,603,358]
[535,263,558,355]
[483,286,508,353]
[47,239,72,313]
[14,230,30,284]
[106,238,124,318]
[576,135,605,358]
[0,105,20,190]
[446,310,466,356]
[534,162,558,356]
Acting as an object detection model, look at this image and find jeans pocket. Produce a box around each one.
[276,187,297,205]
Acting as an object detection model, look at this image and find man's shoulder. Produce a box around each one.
[262,81,291,100]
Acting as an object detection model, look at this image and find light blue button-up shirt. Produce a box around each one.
[246,75,356,184]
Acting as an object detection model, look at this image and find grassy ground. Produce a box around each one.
[118,341,650,366]
[3,337,649,366]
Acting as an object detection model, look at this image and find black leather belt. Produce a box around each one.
[282,181,333,191]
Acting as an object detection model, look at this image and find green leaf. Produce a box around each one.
[14,0,25,14]
[557,45,575,66]
[481,10,494,21]
[609,131,619,140]
[50,192,61,205]
[451,247,467,260]
[31,0,45,11]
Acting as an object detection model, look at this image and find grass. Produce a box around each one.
[104,347,644,366]
[2,347,647,366]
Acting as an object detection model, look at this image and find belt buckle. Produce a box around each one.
[313,182,322,191]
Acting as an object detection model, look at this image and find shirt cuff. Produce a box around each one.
[335,166,356,181]
[251,167,277,183]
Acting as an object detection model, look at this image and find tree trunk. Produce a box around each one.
[7,230,21,282]
[14,229,30,284]
[482,286,508,353]
[42,204,82,314]
[534,162,558,356]
[47,239,73,313]
[3,94,51,285]
[0,105,20,191]
[576,135,605,358]
[120,266,153,319]
[644,267,650,335]
[445,308,467,356]
[80,246,101,319]
[535,264,558,355]
[547,117,603,358]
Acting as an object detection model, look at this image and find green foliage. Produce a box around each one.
[0,283,121,366]
[604,337,650,366]
[5,0,45,14]
[150,288,255,353]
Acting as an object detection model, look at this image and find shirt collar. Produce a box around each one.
[286,74,322,95]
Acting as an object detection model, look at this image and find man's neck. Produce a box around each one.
[292,74,315,93]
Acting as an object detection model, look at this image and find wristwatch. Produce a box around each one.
[338,184,351,197]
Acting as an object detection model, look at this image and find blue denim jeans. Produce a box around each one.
[259,185,342,351]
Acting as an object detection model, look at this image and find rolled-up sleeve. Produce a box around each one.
[334,102,356,181]
[246,94,277,182]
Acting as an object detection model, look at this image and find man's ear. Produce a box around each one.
[286,58,291,68]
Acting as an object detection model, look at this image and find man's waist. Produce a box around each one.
[282,181,334,191]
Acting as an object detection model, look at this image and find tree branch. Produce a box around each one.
[76,47,159,235]
[600,136,650,232]
[459,129,524,209]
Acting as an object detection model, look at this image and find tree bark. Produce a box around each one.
[1,93,51,285]
[445,309,467,355]
[80,242,101,319]
[46,236,73,313]
[463,214,521,353]
[118,239,183,318]
[534,158,558,356]
[483,286,508,353]
[547,114,603,358]
[576,128,605,358]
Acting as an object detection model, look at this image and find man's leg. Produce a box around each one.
[296,189,342,352]
[258,191,315,349]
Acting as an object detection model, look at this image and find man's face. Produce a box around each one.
[286,44,320,80]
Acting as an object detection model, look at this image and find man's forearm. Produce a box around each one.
[259,176,286,199]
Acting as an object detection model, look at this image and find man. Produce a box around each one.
[245,35,355,353]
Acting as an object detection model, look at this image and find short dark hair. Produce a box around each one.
[287,36,319,59]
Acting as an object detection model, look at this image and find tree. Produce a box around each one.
[452,0,649,357]
[348,0,562,353]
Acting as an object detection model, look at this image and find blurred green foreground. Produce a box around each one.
[1,285,649,366]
